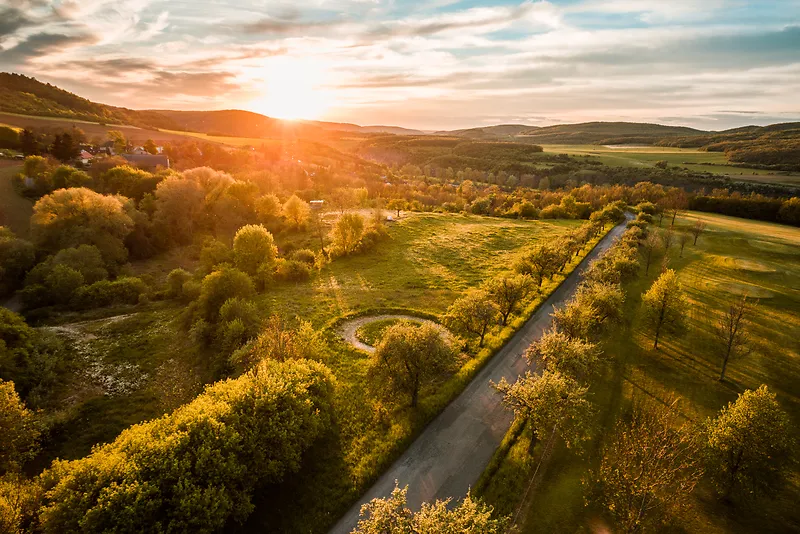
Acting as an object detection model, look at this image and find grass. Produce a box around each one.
[355,318,407,346]
[479,211,800,533]
[0,163,32,238]
[541,144,800,184]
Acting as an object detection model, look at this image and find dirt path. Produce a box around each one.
[337,314,443,353]
[329,216,631,533]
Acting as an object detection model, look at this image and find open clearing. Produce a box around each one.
[479,211,800,533]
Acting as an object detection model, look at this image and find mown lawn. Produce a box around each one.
[480,211,800,533]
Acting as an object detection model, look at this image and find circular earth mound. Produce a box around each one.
[734,259,777,273]
[338,314,449,353]
[714,282,774,299]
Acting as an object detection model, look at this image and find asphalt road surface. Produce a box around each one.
[329,216,631,534]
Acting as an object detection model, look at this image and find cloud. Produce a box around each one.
[0,32,96,64]
[0,8,33,38]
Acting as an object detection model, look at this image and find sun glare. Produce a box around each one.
[250,57,335,121]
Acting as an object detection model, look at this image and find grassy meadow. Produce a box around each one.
[478,211,800,533]
[541,144,800,185]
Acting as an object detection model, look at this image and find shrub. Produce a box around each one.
[70,277,147,310]
[233,224,277,276]
[166,268,192,299]
[275,259,311,282]
[290,249,316,265]
[197,267,254,322]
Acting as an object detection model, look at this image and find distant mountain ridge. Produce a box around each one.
[1,72,798,151]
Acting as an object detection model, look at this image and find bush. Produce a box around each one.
[197,267,254,322]
[37,359,335,533]
[70,277,147,310]
[275,259,311,282]
[290,249,316,265]
[166,268,192,299]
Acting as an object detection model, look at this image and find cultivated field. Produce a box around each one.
[479,211,800,533]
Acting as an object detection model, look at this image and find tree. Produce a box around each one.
[553,301,599,339]
[308,209,327,256]
[255,194,281,223]
[677,231,691,258]
[0,228,35,297]
[330,213,365,255]
[107,130,127,153]
[100,165,156,199]
[386,198,407,218]
[153,176,205,245]
[19,129,39,156]
[197,267,255,322]
[641,231,661,276]
[689,219,707,245]
[368,322,455,408]
[282,195,310,228]
[526,329,600,381]
[444,290,498,347]
[484,273,534,325]
[143,139,158,155]
[31,188,133,265]
[661,226,674,254]
[589,399,703,533]
[38,359,334,533]
[516,244,560,287]
[354,484,509,533]
[232,224,277,276]
[574,281,624,327]
[0,380,40,475]
[641,269,688,350]
[495,369,592,449]
[714,295,754,381]
[704,385,793,499]
[50,133,78,163]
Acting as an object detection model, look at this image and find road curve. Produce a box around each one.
[329,217,631,534]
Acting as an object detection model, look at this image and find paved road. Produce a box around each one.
[329,217,630,534]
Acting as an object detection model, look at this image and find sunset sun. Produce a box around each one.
[251,57,335,120]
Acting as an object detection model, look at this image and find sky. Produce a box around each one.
[1,0,799,131]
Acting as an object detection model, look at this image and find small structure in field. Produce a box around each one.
[121,154,170,171]
[310,200,324,210]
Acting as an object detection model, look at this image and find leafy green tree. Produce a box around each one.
[106,130,127,153]
[282,195,310,228]
[354,484,509,533]
[0,380,40,475]
[574,281,625,328]
[0,473,41,534]
[589,399,703,533]
[38,359,335,533]
[704,385,794,499]
[553,300,600,339]
[516,243,560,287]
[100,165,157,199]
[526,329,600,381]
[233,224,277,276]
[484,273,534,325]
[330,213,365,255]
[197,267,255,322]
[153,176,206,245]
[143,139,158,155]
[495,369,592,449]
[0,228,35,297]
[199,238,233,274]
[166,268,192,299]
[44,264,84,304]
[368,322,455,408]
[31,188,133,265]
[386,198,407,218]
[443,289,498,347]
[641,269,688,350]
[255,193,282,223]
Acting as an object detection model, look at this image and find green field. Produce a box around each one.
[541,144,800,184]
[479,212,800,533]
